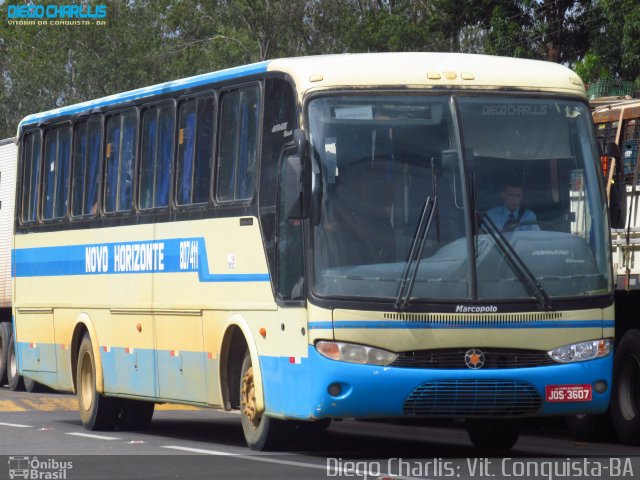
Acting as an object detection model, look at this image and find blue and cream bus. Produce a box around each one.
[13,53,614,450]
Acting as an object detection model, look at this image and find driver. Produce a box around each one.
[486,180,540,232]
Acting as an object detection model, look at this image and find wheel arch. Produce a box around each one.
[219,314,264,414]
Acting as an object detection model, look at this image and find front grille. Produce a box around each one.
[404,380,542,417]
[392,348,555,369]
[383,311,563,323]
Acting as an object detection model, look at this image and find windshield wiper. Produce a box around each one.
[395,196,437,311]
[476,211,552,311]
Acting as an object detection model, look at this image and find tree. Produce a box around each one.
[0,0,173,138]
[1,0,639,139]
[575,0,640,84]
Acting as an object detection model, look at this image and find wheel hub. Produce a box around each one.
[79,352,94,412]
[241,366,261,428]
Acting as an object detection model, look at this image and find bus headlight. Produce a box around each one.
[548,338,613,363]
[316,341,398,366]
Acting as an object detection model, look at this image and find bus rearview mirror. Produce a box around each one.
[284,154,304,219]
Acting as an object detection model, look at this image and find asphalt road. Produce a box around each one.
[0,387,638,480]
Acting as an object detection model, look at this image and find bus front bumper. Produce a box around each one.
[259,346,612,420]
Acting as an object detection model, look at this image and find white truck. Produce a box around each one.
[567,99,640,445]
[0,137,19,389]
[0,138,39,392]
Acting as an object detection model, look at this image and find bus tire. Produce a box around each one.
[611,330,640,445]
[76,333,119,431]
[239,352,286,451]
[0,322,11,386]
[291,418,332,431]
[565,412,613,442]
[118,399,155,430]
[466,419,520,451]
[24,376,43,393]
[7,335,24,391]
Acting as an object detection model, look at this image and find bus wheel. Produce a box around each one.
[611,330,640,445]
[76,333,119,430]
[118,400,155,430]
[565,412,613,442]
[291,418,332,431]
[466,419,520,451]
[239,352,285,451]
[7,335,25,391]
[24,376,43,393]
[0,322,11,386]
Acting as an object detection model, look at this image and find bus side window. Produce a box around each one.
[139,103,175,210]
[216,85,260,203]
[260,77,299,301]
[72,117,102,217]
[20,131,42,223]
[176,95,215,206]
[104,111,137,213]
[42,126,71,221]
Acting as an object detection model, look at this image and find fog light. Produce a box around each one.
[594,381,607,394]
[328,383,342,397]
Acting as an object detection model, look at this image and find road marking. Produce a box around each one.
[161,445,425,479]
[21,398,78,411]
[155,404,200,411]
[0,422,33,428]
[161,446,327,471]
[0,400,27,412]
[0,398,201,412]
[65,432,120,440]
[162,446,239,456]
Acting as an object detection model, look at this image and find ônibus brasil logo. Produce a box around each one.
[7,4,107,26]
[8,456,73,480]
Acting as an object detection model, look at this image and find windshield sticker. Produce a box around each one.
[532,250,570,256]
[481,104,548,116]
[334,106,373,120]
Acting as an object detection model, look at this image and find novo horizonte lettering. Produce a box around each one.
[7,4,107,19]
[85,242,166,274]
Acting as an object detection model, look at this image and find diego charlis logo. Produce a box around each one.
[6,3,107,26]
[464,348,485,369]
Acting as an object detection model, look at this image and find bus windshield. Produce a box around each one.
[309,94,611,304]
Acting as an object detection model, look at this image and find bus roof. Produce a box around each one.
[269,52,586,99]
[17,52,586,136]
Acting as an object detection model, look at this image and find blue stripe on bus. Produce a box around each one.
[13,237,270,282]
[18,62,270,133]
[309,320,614,330]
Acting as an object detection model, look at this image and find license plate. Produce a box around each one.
[545,384,592,402]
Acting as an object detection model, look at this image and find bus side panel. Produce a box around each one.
[13,225,155,393]
[153,217,276,406]
[155,312,206,403]
[15,310,56,373]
